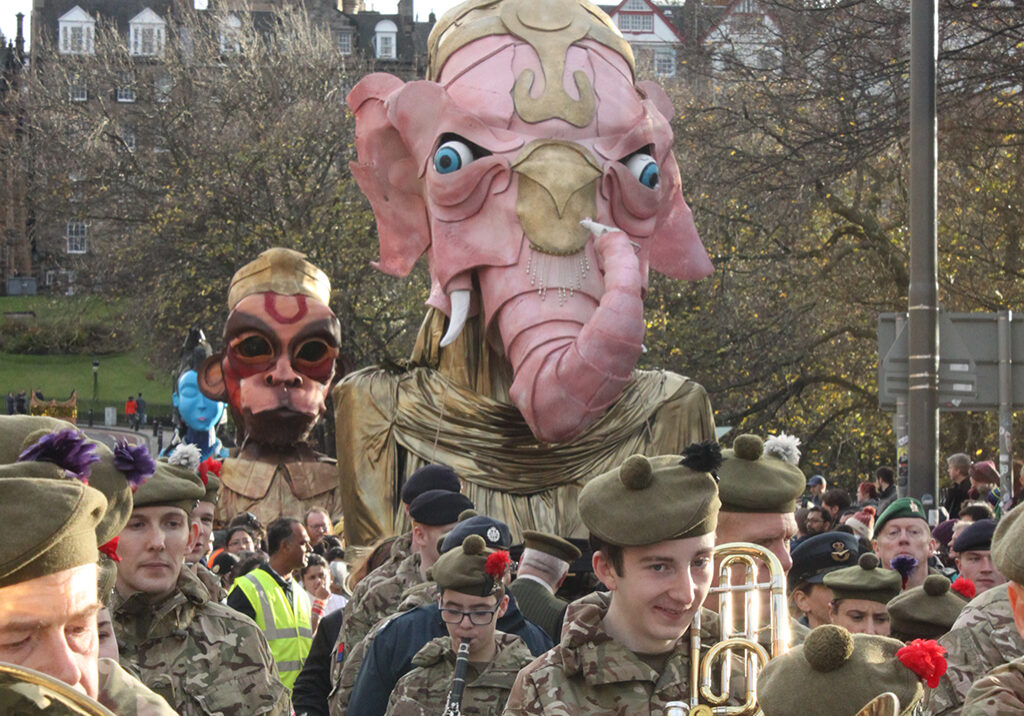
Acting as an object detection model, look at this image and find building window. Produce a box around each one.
[618,13,653,33]
[58,7,95,55]
[44,270,55,286]
[219,15,242,54]
[121,126,136,152]
[338,31,353,55]
[623,0,648,9]
[655,48,676,77]
[130,9,166,57]
[375,20,397,59]
[154,74,172,103]
[116,72,135,102]
[66,222,88,254]
[70,75,88,102]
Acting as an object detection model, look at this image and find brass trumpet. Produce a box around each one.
[665,541,790,716]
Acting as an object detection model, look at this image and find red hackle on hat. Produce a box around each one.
[199,456,222,486]
[897,639,947,688]
[951,576,976,600]
[485,550,510,580]
[99,537,121,563]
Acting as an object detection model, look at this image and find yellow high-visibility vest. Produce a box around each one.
[231,569,312,690]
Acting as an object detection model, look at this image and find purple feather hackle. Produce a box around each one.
[114,439,156,488]
[18,428,100,482]
[890,555,919,589]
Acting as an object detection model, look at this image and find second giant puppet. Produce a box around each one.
[198,248,345,526]
[336,0,716,545]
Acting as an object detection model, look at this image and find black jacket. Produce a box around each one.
[346,592,553,716]
[292,608,344,716]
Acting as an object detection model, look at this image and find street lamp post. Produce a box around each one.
[91,360,99,428]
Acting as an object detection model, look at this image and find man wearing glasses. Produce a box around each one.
[383,534,533,715]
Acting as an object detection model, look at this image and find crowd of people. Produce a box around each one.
[5,416,1024,715]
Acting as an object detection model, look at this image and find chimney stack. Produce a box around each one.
[15,12,24,58]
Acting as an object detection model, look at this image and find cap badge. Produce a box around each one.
[831,541,852,562]
[909,502,919,513]
[486,526,500,544]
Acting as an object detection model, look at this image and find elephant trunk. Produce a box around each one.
[494,230,645,443]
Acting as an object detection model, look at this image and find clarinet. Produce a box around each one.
[442,641,472,716]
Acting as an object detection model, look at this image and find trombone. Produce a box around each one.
[666,541,790,716]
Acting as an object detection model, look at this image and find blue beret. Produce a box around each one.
[408,489,474,526]
[441,515,512,553]
[952,518,996,553]
[789,531,861,591]
[400,464,462,505]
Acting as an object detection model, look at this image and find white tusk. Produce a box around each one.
[580,217,616,237]
[440,290,471,348]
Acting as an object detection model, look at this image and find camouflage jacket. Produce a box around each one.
[924,584,1024,716]
[191,561,226,603]
[340,551,424,653]
[386,633,533,716]
[961,656,1024,716]
[111,566,291,716]
[97,657,177,715]
[504,591,717,715]
[348,532,414,606]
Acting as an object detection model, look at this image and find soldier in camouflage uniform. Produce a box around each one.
[0,418,175,714]
[188,459,227,602]
[955,503,1024,716]
[385,534,532,715]
[505,449,723,714]
[337,490,472,655]
[111,458,291,715]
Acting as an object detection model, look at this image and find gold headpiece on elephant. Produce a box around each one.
[428,0,635,128]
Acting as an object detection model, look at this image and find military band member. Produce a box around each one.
[823,552,902,636]
[110,459,291,715]
[949,518,1005,595]
[873,497,936,591]
[886,574,968,642]
[788,531,862,629]
[504,446,722,714]
[385,534,532,715]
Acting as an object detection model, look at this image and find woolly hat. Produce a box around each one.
[717,433,806,513]
[130,458,205,513]
[789,532,861,591]
[408,489,474,526]
[431,534,510,598]
[198,457,222,505]
[846,506,876,541]
[522,530,582,564]
[757,625,940,716]
[951,518,996,554]
[824,553,903,605]
[401,464,462,505]
[969,460,1000,485]
[874,497,928,538]
[579,444,722,546]
[992,503,1024,584]
[886,575,968,641]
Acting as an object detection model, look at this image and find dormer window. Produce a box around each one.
[374,20,397,60]
[130,8,166,57]
[58,6,95,55]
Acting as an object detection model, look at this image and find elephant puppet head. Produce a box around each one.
[198,248,341,446]
[348,0,712,443]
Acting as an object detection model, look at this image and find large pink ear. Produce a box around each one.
[637,80,713,280]
[348,73,430,277]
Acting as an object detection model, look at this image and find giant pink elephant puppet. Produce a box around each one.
[348,0,712,444]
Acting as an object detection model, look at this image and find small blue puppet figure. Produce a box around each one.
[162,328,229,460]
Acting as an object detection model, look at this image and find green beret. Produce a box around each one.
[0,477,107,588]
[579,448,721,546]
[717,434,805,513]
[431,534,509,598]
[992,503,1024,584]
[522,530,582,564]
[201,473,221,505]
[757,625,924,716]
[0,416,134,543]
[0,662,116,716]
[131,459,205,513]
[823,553,902,605]
[873,497,928,538]
[886,574,967,640]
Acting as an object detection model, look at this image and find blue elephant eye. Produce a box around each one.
[434,139,475,174]
[625,152,659,189]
